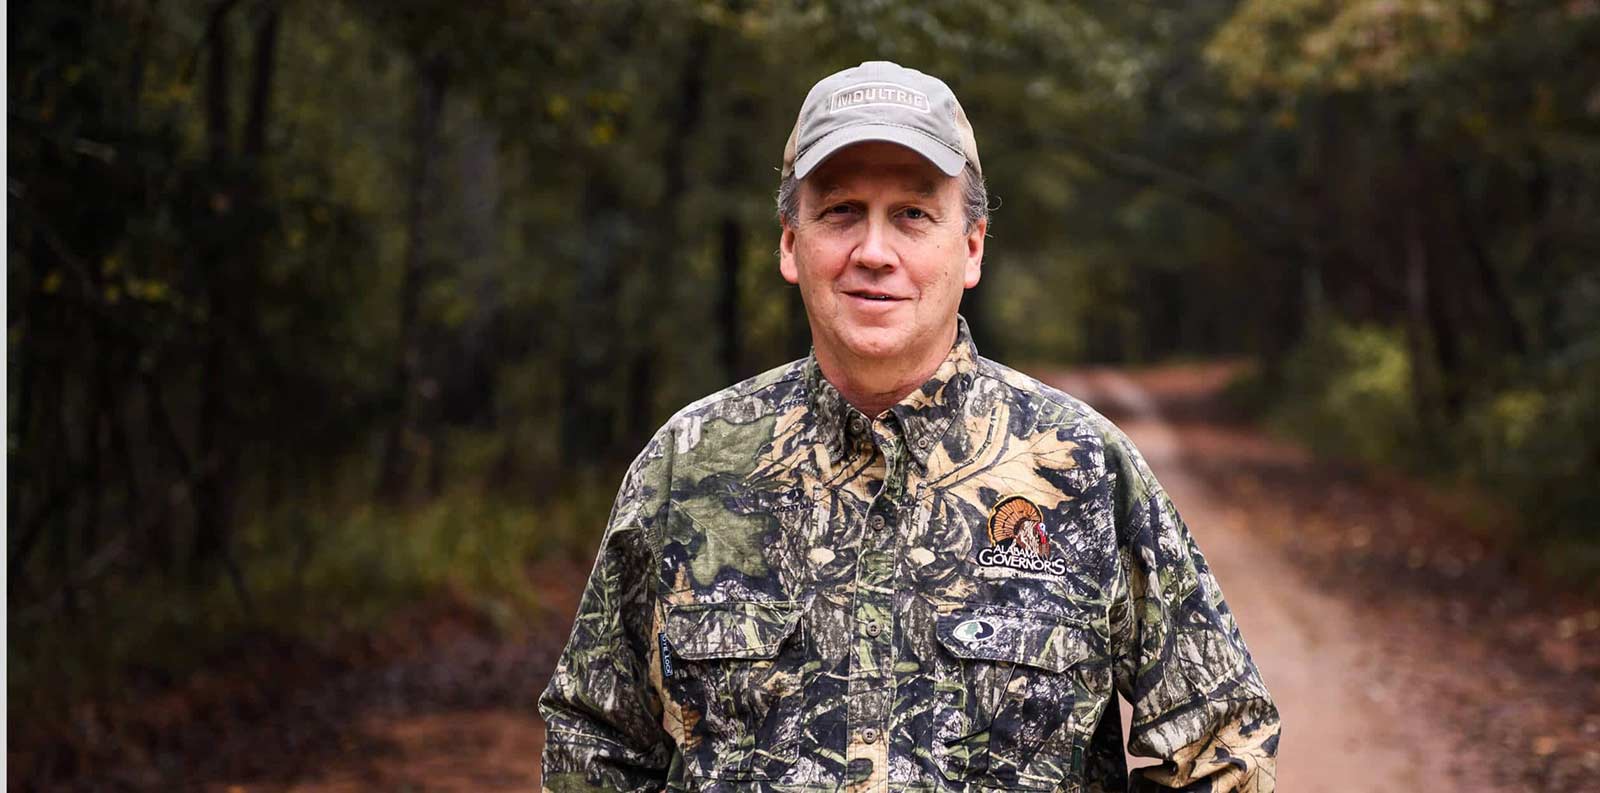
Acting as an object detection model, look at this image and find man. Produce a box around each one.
[540,61,1280,792]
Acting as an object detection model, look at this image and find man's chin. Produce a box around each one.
[837,327,913,362]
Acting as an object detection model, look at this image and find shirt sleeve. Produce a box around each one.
[538,440,674,793]
[1104,426,1281,792]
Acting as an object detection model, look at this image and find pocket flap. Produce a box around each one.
[935,604,1095,674]
[663,600,805,660]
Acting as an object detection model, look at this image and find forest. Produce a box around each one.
[9,0,1600,788]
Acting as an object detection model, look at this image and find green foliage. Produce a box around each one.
[8,474,611,716]
[1460,364,1600,581]
[1207,0,1490,95]
[1265,317,1600,584]
[1270,318,1419,466]
[1209,0,1600,581]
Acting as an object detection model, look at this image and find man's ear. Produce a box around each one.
[779,220,800,285]
[963,217,986,289]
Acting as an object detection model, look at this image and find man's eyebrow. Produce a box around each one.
[811,181,846,202]
[810,177,941,202]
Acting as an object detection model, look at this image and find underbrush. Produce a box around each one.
[1458,370,1600,583]
[1230,317,1600,591]
[7,467,618,753]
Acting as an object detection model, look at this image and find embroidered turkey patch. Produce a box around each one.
[977,495,1067,578]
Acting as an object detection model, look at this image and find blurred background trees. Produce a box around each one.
[8,0,1599,750]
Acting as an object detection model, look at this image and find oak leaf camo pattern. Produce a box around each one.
[539,317,1279,793]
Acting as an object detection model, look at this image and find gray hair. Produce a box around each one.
[776,163,990,234]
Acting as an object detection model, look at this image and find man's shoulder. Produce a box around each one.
[674,357,808,421]
[973,356,1157,490]
[972,356,1119,438]
[618,358,808,488]
[643,357,809,449]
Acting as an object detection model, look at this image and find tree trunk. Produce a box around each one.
[144,372,192,572]
[623,24,710,448]
[1409,152,1465,424]
[1403,207,1442,444]
[244,0,280,159]
[192,0,236,579]
[203,0,238,169]
[718,215,743,380]
[378,52,448,499]
[560,176,623,465]
[193,0,277,616]
[1452,162,1530,359]
[1422,238,1465,422]
[8,287,38,575]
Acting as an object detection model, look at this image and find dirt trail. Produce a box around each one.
[199,362,1597,793]
[1047,366,1491,792]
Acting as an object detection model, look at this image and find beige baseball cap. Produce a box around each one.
[781,60,981,180]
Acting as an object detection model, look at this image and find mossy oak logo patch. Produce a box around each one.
[978,496,1067,577]
[952,618,996,645]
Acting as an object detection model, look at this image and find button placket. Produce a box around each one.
[851,500,898,681]
[844,414,907,791]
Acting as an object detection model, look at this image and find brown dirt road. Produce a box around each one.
[1050,367,1497,791]
[192,362,1598,792]
[1046,364,1599,792]
[1050,365,1471,790]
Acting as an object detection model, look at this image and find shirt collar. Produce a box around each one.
[804,315,980,469]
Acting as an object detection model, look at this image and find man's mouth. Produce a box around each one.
[846,290,905,302]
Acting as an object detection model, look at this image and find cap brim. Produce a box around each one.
[793,124,966,179]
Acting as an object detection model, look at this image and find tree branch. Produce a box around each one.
[1039,133,1309,260]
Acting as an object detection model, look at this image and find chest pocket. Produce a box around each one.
[662,599,809,780]
[931,603,1107,791]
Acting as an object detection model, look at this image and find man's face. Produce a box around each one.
[780,142,985,372]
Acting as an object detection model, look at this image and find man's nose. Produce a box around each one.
[851,214,897,270]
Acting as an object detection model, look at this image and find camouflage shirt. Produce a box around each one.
[539,317,1279,793]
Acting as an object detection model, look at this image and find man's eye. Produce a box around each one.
[826,204,855,215]
[901,207,928,220]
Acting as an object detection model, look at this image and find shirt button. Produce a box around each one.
[862,727,879,744]
[917,436,932,450]
[868,514,886,531]
[866,622,881,637]
[849,416,867,435]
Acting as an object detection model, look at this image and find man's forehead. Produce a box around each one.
[808,172,942,198]
[804,144,950,196]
